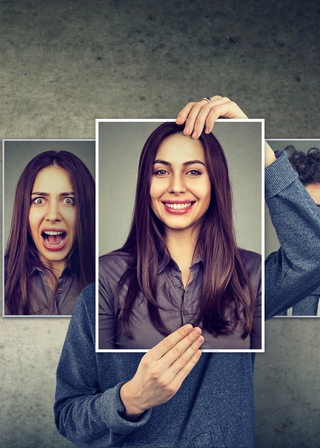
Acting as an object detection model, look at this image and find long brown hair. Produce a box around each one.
[5,150,95,315]
[115,122,256,338]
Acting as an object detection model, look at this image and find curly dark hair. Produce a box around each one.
[286,145,320,185]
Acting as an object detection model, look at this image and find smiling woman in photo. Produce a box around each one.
[99,121,262,350]
[4,150,95,316]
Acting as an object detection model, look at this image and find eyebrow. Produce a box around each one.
[153,159,206,167]
[31,191,75,197]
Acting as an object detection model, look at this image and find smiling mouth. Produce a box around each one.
[42,230,66,247]
[164,202,194,210]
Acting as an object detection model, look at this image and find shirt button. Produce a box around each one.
[183,309,189,315]
[57,288,63,294]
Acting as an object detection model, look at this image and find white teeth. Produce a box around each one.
[165,202,192,210]
[43,231,63,235]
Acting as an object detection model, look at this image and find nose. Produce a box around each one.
[45,201,61,222]
[168,173,186,194]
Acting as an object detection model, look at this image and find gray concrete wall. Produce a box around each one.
[1,1,320,447]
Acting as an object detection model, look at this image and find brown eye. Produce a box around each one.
[32,197,45,205]
[154,169,169,176]
[63,197,75,205]
[187,170,201,176]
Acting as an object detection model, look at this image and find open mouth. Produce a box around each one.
[164,202,193,210]
[42,230,67,248]
[162,201,196,214]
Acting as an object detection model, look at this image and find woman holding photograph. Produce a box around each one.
[99,120,261,350]
[4,150,95,316]
[54,97,320,448]
[276,145,320,316]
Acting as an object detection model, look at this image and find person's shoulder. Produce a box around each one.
[62,283,96,350]
[75,283,96,312]
[99,250,132,278]
[99,250,132,269]
[238,248,261,272]
[71,283,96,332]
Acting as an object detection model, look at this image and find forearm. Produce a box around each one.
[54,285,150,446]
[55,383,151,447]
[120,381,146,420]
[265,142,276,167]
[265,151,320,317]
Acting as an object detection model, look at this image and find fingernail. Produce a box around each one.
[184,126,190,135]
[193,327,201,336]
[192,131,198,139]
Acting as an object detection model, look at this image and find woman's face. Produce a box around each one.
[150,133,211,235]
[28,165,77,274]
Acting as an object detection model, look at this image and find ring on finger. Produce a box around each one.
[202,97,211,104]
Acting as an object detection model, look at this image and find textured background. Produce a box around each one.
[1,1,320,447]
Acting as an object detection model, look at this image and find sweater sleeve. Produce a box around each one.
[265,150,320,318]
[54,283,152,447]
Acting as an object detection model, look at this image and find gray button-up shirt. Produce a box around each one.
[8,266,81,316]
[99,249,261,350]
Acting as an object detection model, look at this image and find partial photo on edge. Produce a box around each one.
[267,139,320,318]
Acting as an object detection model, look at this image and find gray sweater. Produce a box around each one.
[54,151,320,447]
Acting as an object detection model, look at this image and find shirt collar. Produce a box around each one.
[157,251,171,274]
[157,251,203,274]
[29,264,73,278]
